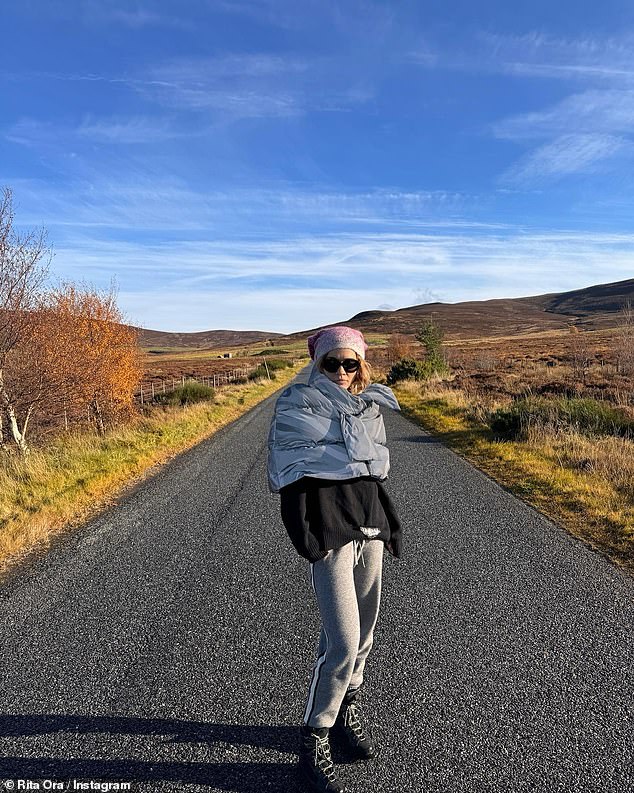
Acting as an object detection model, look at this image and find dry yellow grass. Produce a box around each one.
[525,423,634,501]
[392,378,634,574]
[0,363,306,579]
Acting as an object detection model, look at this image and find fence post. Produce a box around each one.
[140,384,144,407]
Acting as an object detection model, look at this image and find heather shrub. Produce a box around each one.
[489,396,634,439]
[154,382,215,407]
[387,357,437,385]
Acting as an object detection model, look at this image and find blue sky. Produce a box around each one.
[2,0,634,333]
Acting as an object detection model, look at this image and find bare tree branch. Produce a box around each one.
[0,187,51,454]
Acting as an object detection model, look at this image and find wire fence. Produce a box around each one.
[2,358,291,445]
[133,366,260,406]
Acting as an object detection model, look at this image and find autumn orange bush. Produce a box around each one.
[1,188,143,454]
[34,282,143,436]
[1,283,142,453]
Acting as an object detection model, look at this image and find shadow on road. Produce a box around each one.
[0,713,305,792]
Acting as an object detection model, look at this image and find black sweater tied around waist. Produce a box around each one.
[279,475,402,563]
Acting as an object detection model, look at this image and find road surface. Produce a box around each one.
[1,366,632,792]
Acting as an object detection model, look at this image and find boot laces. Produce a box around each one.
[343,700,366,740]
[312,732,336,781]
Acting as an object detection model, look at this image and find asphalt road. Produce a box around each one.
[0,366,633,793]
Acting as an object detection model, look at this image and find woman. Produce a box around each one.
[267,325,402,793]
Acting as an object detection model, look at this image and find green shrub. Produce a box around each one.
[265,358,294,371]
[247,358,293,380]
[489,396,634,439]
[154,382,216,407]
[415,319,447,373]
[387,357,439,385]
[248,365,276,381]
[254,348,289,355]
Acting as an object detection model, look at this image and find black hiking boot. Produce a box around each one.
[298,724,350,793]
[331,689,378,760]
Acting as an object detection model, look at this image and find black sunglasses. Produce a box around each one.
[322,356,361,374]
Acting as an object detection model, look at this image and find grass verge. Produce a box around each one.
[392,379,634,575]
[0,361,307,579]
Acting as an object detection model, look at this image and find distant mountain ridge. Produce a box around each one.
[281,276,634,341]
[136,277,634,348]
[135,327,283,349]
[516,277,634,316]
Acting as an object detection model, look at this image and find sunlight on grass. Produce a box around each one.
[393,379,634,572]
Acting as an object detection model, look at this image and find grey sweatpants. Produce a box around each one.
[302,539,384,729]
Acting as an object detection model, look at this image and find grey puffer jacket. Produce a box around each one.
[267,364,400,494]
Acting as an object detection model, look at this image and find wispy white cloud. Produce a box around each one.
[481,31,634,84]
[400,28,634,183]
[405,29,634,84]
[1,70,129,85]
[47,227,634,332]
[493,89,634,140]
[411,287,443,305]
[404,49,438,67]
[138,53,372,117]
[16,0,195,30]
[10,178,470,233]
[5,118,57,148]
[99,5,192,29]
[480,32,634,184]
[6,115,190,147]
[211,0,319,30]
[501,62,634,82]
[115,285,413,334]
[3,50,374,122]
[500,133,630,185]
[214,0,399,37]
[75,116,186,143]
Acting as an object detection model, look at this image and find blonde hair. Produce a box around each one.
[317,351,372,394]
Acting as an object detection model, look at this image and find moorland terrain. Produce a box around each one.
[2,276,632,576]
[136,277,634,405]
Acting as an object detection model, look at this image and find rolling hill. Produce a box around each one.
[136,276,634,348]
[135,327,283,350]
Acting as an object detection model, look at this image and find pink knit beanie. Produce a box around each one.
[307,326,368,362]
